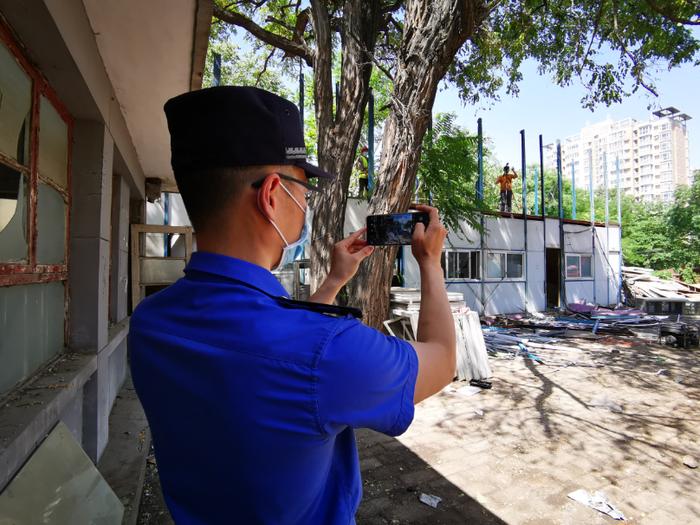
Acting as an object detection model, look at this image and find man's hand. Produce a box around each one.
[327,227,374,287]
[309,228,374,305]
[410,204,447,270]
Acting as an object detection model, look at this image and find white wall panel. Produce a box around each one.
[545,218,560,247]
[566,281,595,304]
[484,217,525,251]
[527,220,545,251]
[563,224,593,253]
[483,282,526,315]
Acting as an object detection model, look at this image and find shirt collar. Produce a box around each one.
[185,251,289,297]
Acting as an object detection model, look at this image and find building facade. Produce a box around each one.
[545,108,691,202]
[0,0,210,518]
[344,200,622,315]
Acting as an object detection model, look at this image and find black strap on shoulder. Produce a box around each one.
[275,296,363,319]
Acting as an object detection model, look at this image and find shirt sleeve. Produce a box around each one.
[316,318,419,437]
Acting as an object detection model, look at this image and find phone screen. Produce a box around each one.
[366,212,430,245]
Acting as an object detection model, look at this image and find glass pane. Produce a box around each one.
[37,182,66,264]
[0,282,64,394]
[0,422,123,523]
[140,258,185,284]
[566,255,580,278]
[0,41,31,164]
[506,253,523,278]
[38,96,68,189]
[581,256,592,277]
[457,252,470,278]
[440,251,446,278]
[470,251,480,279]
[0,164,27,262]
[447,251,459,279]
[486,253,504,279]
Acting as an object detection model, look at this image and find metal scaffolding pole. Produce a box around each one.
[478,118,485,315]
[557,141,566,307]
[521,130,528,311]
[571,160,576,219]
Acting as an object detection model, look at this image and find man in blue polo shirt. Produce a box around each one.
[129,86,456,524]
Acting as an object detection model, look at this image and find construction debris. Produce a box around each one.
[568,489,626,520]
[623,266,700,315]
[388,288,492,382]
[418,493,442,508]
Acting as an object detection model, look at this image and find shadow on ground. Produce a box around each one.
[355,428,507,524]
[137,431,506,524]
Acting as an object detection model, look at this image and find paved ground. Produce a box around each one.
[136,334,699,524]
[356,334,700,524]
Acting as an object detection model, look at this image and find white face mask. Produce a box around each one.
[267,183,311,269]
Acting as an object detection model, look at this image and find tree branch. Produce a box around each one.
[265,15,295,33]
[611,5,658,97]
[255,48,275,86]
[578,1,605,75]
[643,0,700,25]
[213,4,313,65]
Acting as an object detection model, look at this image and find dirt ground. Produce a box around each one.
[138,333,700,524]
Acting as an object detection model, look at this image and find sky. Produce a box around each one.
[433,53,700,173]
[230,24,699,173]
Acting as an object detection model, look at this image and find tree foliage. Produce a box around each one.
[416,113,483,234]
[623,177,700,282]
[211,0,700,324]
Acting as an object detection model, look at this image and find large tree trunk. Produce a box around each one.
[309,0,381,295]
[347,0,487,328]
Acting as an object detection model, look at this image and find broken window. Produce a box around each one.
[0,164,27,261]
[0,19,71,396]
[0,39,31,165]
[443,250,480,280]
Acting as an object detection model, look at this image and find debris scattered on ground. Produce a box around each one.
[568,489,626,520]
[418,493,442,508]
[683,455,698,469]
[454,385,481,397]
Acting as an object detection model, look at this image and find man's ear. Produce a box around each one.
[256,173,282,220]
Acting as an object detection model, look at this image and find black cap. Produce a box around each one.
[164,86,334,180]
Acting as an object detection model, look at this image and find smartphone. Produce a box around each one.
[366,212,430,245]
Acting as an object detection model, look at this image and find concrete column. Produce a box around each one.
[69,120,114,462]
[69,120,113,351]
[110,175,130,323]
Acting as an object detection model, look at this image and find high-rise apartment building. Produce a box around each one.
[545,108,691,202]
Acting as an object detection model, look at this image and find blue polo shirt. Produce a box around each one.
[129,252,418,524]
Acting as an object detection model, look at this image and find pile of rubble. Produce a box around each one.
[623,266,700,315]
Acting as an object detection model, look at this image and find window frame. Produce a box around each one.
[0,17,72,288]
[441,249,481,281]
[484,251,525,281]
[565,253,593,280]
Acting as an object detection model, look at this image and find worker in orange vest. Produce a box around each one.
[496,164,517,213]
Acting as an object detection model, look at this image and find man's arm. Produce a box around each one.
[308,228,373,305]
[408,205,456,404]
